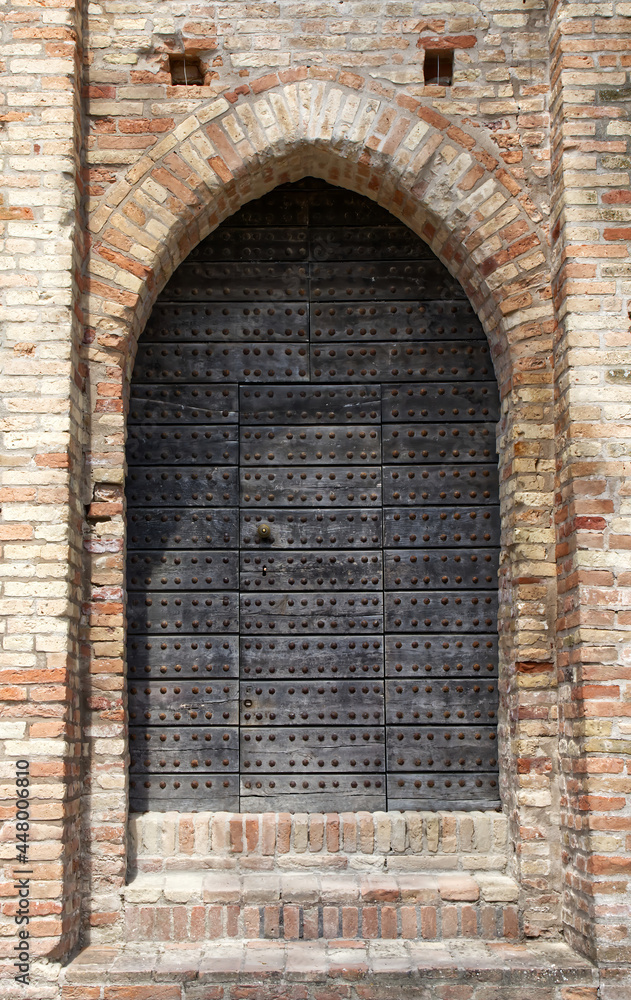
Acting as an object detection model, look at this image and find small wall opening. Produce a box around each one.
[424,50,454,87]
[168,54,204,86]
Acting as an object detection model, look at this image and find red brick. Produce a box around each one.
[104,989,181,999]
[277,813,291,853]
[323,905,339,938]
[208,905,222,938]
[264,904,280,938]
[250,73,279,94]
[302,908,319,939]
[417,106,450,130]
[417,34,477,49]
[245,815,259,852]
[341,906,359,938]
[361,906,378,938]
[380,905,397,939]
[243,906,259,937]
[602,190,631,204]
[421,906,437,939]
[283,904,300,939]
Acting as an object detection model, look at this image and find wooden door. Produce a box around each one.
[126,179,500,813]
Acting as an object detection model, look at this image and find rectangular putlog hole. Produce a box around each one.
[424,50,454,87]
[169,55,204,86]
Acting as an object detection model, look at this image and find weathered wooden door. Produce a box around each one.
[126,179,500,813]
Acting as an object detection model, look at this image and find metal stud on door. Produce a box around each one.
[126,178,501,813]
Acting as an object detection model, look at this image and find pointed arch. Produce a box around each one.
[84,74,553,397]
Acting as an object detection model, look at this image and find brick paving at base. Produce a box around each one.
[61,940,599,999]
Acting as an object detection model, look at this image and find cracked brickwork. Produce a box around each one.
[0,1,630,998]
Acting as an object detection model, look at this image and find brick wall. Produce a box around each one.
[0,0,629,995]
[548,0,631,966]
[0,0,85,968]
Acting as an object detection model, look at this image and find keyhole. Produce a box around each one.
[262,565,267,576]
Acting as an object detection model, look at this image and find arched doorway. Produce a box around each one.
[125,178,500,813]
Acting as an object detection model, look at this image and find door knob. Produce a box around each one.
[257,523,272,541]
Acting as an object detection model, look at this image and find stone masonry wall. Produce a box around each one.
[0,1,629,997]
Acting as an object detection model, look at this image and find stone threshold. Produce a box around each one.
[124,869,519,905]
[61,940,597,993]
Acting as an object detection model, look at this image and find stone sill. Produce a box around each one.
[61,940,597,987]
[123,870,519,906]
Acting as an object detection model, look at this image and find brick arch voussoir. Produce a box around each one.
[85,73,553,396]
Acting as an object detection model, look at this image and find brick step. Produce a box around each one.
[122,870,520,942]
[61,940,598,1000]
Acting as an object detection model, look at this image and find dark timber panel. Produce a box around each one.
[127,178,500,813]
[240,467,382,508]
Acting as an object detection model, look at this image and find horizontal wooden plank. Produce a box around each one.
[128,680,239,726]
[129,726,238,752]
[130,775,239,812]
[159,261,308,301]
[385,591,497,633]
[384,634,498,678]
[241,727,385,773]
[382,382,499,422]
[241,549,382,592]
[241,592,383,635]
[130,748,239,774]
[127,592,238,635]
[310,226,435,261]
[142,301,309,341]
[384,507,500,547]
[310,261,461,300]
[240,424,381,465]
[240,679,384,726]
[311,300,481,340]
[126,425,238,465]
[240,509,382,549]
[182,227,309,262]
[221,193,310,228]
[386,773,500,811]
[386,727,499,772]
[384,466,499,506]
[241,465,381,507]
[240,774,386,813]
[127,550,238,592]
[133,343,309,383]
[240,637,383,679]
[307,190,398,228]
[127,508,239,550]
[128,384,238,424]
[311,341,493,382]
[382,422,495,464]
[239,384,381,423]
[127,636,239,680]
[126,469,238,509]
[385,679,498,725]
[384,548,499,590]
